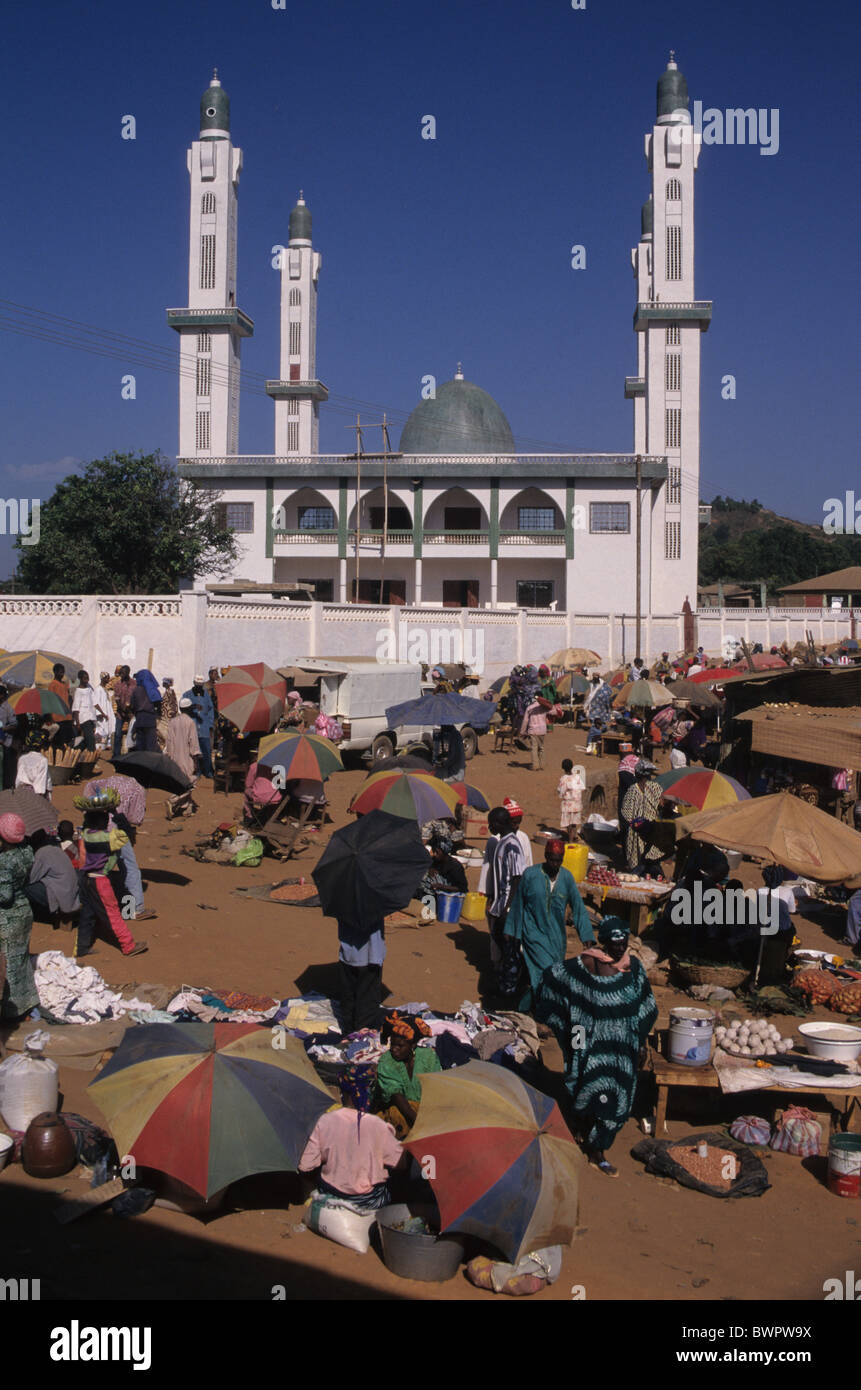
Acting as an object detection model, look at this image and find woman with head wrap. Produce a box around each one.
[0,812,38,1020]
[502,839,595,1008]
[536,917,658,1177]
[419,830,468,901]
[299,1063,404,1210]
[620,760,664,875]
[375,1012,442,1138]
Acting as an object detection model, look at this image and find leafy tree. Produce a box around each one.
[15,451,239,594]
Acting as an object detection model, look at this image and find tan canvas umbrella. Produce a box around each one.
[547,647,601,669]
[680,791,861,887]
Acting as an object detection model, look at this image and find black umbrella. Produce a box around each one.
[363,752,433,777]
[312,810,429,930]
[110,752,193,793]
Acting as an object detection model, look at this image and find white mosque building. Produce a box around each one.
[172,57,710,614]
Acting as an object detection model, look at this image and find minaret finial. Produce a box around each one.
[211,66,220,83]
[668,50,676,67]
[298,189,305,202]
[455,362,464,380]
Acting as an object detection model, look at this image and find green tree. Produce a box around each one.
[14,451,239,594]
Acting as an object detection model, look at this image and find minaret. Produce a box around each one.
[266,193,328,455]
[168,71,253,459]
[628,54,711,609]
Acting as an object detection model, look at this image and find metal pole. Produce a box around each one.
[635,453,642,658]
[380,415,390,605]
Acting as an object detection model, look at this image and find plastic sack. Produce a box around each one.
[729,1115,772,1147]
[233,837,264,868]
[632,1131,770,1199]
[770,1106,821,1157]
[466,1246,562,1296]
[305,1194,376,1253]
[0,1043,59,1132]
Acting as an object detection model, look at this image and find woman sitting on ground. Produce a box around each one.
[299,1064,404,1210]
[419,830,468,900]
[375,1011,442,1139]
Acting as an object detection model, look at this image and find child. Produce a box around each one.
[57,819,77,863]
[72,790,147,958]
[557,758,583,844]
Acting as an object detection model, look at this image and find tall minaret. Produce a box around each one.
[168,71,253,459]
[629,54,711,610]
[266,193,328,455]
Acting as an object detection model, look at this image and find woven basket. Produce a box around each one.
[670,956,749,989]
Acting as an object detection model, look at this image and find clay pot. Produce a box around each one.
[22,1112,76,1179]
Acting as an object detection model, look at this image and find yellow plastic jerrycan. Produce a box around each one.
[461,891,487,921]
[563,843,589,881]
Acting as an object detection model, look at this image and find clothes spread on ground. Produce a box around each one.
[274,993,342,1034]
[34,951,155,1023]
[166,984,279,1024]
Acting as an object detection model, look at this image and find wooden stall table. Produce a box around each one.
[645,1034,861,1136]
[580,878,672,936]
[598,730,627,758]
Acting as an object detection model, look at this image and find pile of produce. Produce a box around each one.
[830,983,861,1015]
[794,970,840,1004]
[586,866,621,887]
[714,1017,793,1057]
[669,1141,737,1190]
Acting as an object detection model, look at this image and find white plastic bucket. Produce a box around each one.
[0,1133,13,1171]
[668,1007,715,1068]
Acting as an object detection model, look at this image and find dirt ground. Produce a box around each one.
[1,724,859,1302]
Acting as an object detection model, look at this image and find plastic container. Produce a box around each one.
[797,1022,861,1063]
[0,1043,59,1132]
[435,892,465,924]
[376,1203,464,1282]
[668,1007,715,1067]
[461,890,487,921]
[0,1133,13,1172]
[827,1135,861,1198]
[563,843,589,880]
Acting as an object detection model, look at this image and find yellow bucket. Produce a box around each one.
[563,843,589,881]
[461,891,487,921]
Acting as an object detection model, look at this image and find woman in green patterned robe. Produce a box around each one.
[0,813,37,1021]
[536,917,657,1177]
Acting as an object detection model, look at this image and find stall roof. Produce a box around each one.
[735,703,861,771]
[722,664,861,712]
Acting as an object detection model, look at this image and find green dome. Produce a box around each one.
[641,196,653,237]
[657,55,689,119]
[399,371,515,454]
[289,194,312,243]
[200,72,230,133]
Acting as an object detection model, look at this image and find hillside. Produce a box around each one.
[698,496,861,598]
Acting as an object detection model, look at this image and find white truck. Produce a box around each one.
[294,657,481,762]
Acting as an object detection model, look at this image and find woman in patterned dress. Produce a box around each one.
[0,812,38,1021]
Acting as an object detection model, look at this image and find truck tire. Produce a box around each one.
[372,734,395,762]
[462,726,478,760]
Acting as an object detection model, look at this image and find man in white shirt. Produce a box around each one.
[16,750,52,797]
[503,796,533,867]
[71,670,99,752]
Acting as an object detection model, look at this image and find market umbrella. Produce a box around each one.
[612,679,673,709]
[88,1024,332,1199]
[276,665,321,686]
[665,678,721,710]
[680,791,861,887]
[257,729,344,782]
[110,751,193,793]
[489,676,510,696]
[312,809,429,928]
[604,668,628,687]
[349,769,461,822]
[81,775,147,826]
[0,786,59,834]
[6,686,71,718]
[450,781,490,811]
[215,663,287,734]
[405,1061,584,1263]
[0,650,84,690]
[556,672,591,698]
[657,767,751,810]
[385,691,495,730]
[547,647,601,668]
[364,752,434,776]
[687,666,739,685]
[733,653,788,671]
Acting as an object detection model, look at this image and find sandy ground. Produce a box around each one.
[1,724,859,1302]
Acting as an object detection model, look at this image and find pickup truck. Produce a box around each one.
[293,657,481,762]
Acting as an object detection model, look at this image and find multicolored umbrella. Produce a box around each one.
[7,686,70,718]
[349,769,461,821]
[215,663,287,734]
[657,767,751,810]
[405,1061,584,1263]
[604,668,628,687]
[82,775,147,826]
[687,666,738,685]
[0,649,83,689]
[556,672,590,698]
[612,679,673,709]
[258,730,344,783]
[450,781,490,811]
[664,678,721,709]
[88,1024,333,1199]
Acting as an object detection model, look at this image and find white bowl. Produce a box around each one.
[797,1021,861,1062]
[0,1134,13,1172]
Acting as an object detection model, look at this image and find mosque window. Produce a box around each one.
[289,289,301,307]
[201,192,216,215]
[668,466,682,504]
[666,225,682,281]
[298,506,336,530]
[286,422,300,451]
[195,411,210,451]
[665,353,681,391]
[666,179,681,202]
[590,503,630,534]
[666,408,681,449]
[665,520,681,559]
[197,332,211,352]
[288,399,299,417]
[196,358,211,397]
[200,234,216,289]
[289,322,301,355]
[666,324,680,346]
[518,507,556,531]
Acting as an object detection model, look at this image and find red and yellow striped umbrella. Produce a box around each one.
[257,729,344,782]
[215,663,287,734]
[657,767,751,810]
[7,686,71,718]
[350,769,461,821]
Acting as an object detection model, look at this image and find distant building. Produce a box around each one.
[778,567,861,609]
[174,57,711,613]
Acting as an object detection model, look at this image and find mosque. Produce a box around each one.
[172,56,710,614]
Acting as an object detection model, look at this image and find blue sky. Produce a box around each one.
[3,0,859,577]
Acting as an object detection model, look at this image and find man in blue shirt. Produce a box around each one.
[182,675,215,778]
